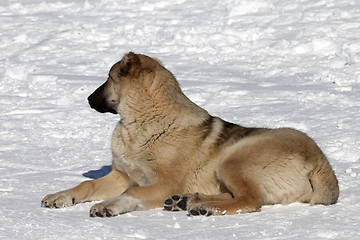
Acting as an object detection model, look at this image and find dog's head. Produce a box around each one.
[88,52,150,115]
[88,52,209,126]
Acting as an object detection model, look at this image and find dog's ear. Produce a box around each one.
[119,52,141,78]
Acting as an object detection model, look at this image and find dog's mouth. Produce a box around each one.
[88,96,117,114]
[108,108,117,114]
[91,103,117,114]
[87,81,118,115]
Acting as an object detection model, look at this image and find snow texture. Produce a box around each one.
[1,0,360,239]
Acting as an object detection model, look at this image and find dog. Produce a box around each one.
[41,52,339,217]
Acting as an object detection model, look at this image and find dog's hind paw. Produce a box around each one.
[164,195,188,211]
[90,205,116,218]
[164,193,200,211]
[188,204,214,216]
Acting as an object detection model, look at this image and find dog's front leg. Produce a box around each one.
[90,182,177,217]
[41,170,132,208]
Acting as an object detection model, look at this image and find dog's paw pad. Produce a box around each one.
[90,207,115,218]
[164,194,189,211]
[104,208,115,217]
[188,207,213,217]
[94,211,103,218]
[90,209,114,218]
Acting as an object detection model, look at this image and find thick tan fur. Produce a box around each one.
[41,52,339,217]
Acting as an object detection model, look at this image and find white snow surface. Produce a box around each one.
[1,0,360,239]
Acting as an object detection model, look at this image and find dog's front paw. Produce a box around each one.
[89,195,144,218]
[41,191,75,208]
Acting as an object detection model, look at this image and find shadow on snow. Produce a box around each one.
[83,165,112,179]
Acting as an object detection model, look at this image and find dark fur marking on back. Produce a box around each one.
[216,120,261,147]
[200,116,215,140]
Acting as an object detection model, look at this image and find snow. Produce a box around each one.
[1,0,359,239]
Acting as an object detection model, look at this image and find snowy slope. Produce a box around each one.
[1,0,359,239]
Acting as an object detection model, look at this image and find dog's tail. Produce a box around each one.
[308,155,339,205]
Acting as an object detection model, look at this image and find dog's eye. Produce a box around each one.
[108,75,117,82]
[119,69,127,77]
[119,66,130,77]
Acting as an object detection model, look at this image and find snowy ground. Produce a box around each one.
[1,0,360,239]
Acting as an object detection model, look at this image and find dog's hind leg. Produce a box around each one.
[163,192,233,212]
[308,160,339,205]
[163,185,261,216]
[41,170,131,208]
[164,177,262,216]
[186,156,264,216]
[187,194,262,216]
[186,179,263,216]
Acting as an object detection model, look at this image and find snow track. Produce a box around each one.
[1,0,359,239]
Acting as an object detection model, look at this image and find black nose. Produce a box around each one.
[87,82,117,114]
[87,89,102,110]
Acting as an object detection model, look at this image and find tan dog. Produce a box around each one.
[41,52,339,217]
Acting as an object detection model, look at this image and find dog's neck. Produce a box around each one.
[118,90,209,132]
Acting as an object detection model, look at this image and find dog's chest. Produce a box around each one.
[111,123,155,185]
[113,155,152,185]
